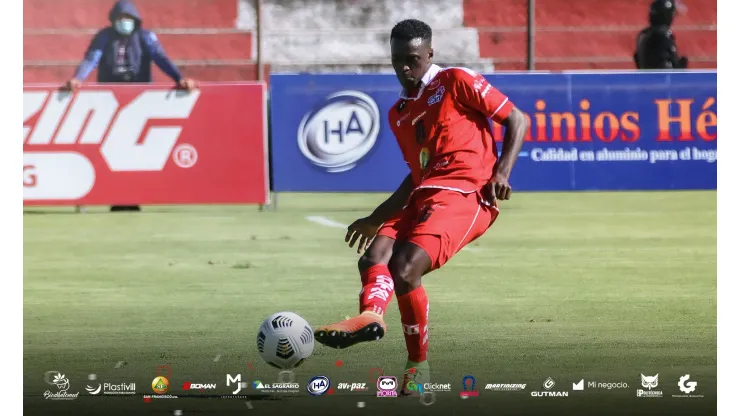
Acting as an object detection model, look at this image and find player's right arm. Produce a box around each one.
[346,174,414,253]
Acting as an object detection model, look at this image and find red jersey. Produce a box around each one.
[388,65,514,193]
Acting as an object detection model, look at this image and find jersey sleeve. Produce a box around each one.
[451,68,514,123]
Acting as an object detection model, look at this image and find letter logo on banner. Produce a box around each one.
[297,90,379,173]
[23,84,269,205]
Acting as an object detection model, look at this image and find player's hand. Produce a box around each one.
[487,173,512,201]
[178,78,198,91]
[345,217,382,254]
[61,79,81,92]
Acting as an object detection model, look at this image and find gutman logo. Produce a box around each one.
[491,97,717,143]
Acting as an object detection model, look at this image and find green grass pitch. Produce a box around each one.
[23,191,717,415]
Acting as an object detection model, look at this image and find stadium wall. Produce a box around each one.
[24,0,716,82]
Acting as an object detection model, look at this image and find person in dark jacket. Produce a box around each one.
[64,0,196,212]
[65,0,196,90]
[634,0,689,69]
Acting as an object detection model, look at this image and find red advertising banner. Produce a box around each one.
[23,83,268,205]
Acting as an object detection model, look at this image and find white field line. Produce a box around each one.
[305,216,348,229]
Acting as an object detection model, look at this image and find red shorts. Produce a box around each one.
[377,187,499,270]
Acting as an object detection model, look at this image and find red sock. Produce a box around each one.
[397,286,429,362]
[359,264,395,315]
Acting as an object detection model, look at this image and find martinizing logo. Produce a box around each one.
[485,383,527,391]
[43,372,80,400]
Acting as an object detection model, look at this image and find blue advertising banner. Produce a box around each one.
[270,71,716,192]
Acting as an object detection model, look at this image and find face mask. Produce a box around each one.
[114,18,135,35]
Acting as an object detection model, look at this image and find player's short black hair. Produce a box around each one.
[390,19,432,44]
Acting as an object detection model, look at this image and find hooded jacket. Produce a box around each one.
[73,0,182,83]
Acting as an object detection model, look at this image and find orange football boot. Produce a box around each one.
[314,311,387,349]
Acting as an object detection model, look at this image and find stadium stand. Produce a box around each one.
[23,0,716,83]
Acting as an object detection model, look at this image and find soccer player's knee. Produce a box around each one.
[358,251,386,272]
[388,256,419,286]
[357,255,376,272]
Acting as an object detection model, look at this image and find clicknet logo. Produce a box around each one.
[297,91,380,173]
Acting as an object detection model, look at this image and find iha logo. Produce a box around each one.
[460,375,479,398]
[22,89,200,201]
[306,376,331,396]
[376,376,398,397]
[297,90,380,173]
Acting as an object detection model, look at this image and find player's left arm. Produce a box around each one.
[453,69,529,200]
[492,107,528,200]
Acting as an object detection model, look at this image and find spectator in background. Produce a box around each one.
[63,0,197,212]
[634,0,689,70]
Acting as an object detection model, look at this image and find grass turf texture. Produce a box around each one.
[23,191,717,416]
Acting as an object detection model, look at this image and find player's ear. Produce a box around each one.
[428,48,434,60]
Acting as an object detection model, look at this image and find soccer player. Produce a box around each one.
[314,19,529,395]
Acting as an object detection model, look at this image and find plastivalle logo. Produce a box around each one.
[297,90,380,173]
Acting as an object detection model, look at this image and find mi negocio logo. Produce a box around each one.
[297,91,380,173]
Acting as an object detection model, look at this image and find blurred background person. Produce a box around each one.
[634,0,689,70]
[63,0,197,212]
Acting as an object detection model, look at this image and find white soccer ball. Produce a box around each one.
[257,312,315,369]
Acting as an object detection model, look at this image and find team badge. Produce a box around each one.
[427,86,445,106]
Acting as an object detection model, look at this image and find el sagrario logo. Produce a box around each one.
[43,372,79,400]
[23,89,200,201]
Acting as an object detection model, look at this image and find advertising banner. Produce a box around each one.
[23,83,269,205]
[270,71,716,192]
